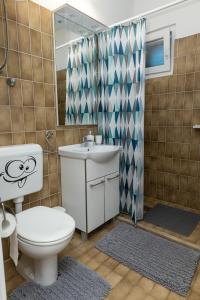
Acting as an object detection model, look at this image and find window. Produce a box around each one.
[145,27,174,78]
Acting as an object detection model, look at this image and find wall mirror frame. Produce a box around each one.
[53,4,108,127]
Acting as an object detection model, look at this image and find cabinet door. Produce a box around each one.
[105,172,120,222]
[87,177,105,233]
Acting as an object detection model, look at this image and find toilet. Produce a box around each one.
[0,144,75,286]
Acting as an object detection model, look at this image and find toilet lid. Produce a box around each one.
[16,206,75,243]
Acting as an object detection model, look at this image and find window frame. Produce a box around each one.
[145,27,174,79]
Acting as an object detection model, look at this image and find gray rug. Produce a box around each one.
[10,257,111,300]
[145,204,200,236]
[96,222,200,296]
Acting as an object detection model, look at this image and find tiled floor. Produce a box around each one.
[5,216,200,300]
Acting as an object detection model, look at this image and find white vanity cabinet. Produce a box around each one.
[105,172,120,222]
[60,152,120,237]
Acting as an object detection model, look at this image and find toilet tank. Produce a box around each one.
[0,144,43,202]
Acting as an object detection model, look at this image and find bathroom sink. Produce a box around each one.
[58,144,122,163]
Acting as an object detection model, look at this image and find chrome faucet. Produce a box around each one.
[81,131,94,147]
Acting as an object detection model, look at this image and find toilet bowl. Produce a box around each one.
[16,206,75,286]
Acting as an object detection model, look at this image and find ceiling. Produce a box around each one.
[31,0,179,26]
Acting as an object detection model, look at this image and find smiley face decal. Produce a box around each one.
[0,156,37,188]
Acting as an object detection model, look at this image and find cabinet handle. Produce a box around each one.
[107,174,120,181]
[90,180,105,188]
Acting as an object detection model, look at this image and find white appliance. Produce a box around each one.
[0,144,75,287]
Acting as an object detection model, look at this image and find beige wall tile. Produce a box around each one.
[0,106,11,132]
[145,33,200,210]
[22,80,34,106]
[18,24,30,53]
[7,50,20,78]
[30,29,42,57]
[9,79,22,106]
[32,56,43,82]
[20,53,32,80]
[45,84,54,107]
[40,6,52,34]
[43,59,54,83]
[6,0,17,21]
[11,106,24,132]
[16,0,29,26]
[0,17,5,47]
[34,82,45,107]
[29,1,41,30]
[0,133,12,146]
[7,20,18,50]
[35,107,46,130]
[42,33,53,59]
[24,107,36,131]
[0,77,9,105]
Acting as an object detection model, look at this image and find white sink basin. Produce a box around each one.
[58,144,122,163]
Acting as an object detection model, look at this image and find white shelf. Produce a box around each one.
[193,125,200,129]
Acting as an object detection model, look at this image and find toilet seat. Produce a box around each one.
[18,231,74,246]
[16,206,75,245]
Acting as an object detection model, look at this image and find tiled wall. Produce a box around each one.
[144,34,200,210]
[57,69,66,125]
[0,0,97,264]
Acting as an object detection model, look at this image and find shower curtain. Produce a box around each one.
[98,19,146,221]
[66,36,98,125]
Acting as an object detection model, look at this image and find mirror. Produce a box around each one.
[54,4,108,126]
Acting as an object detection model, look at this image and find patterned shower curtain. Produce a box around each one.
[66,36,98,125]
[98,19,146,221]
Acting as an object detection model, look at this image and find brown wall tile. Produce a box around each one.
[16,0,29,26]
[0,17,5,47]
[46,108,56,129]
[45,84,54,107]
[0,133,12,146]
[11,107,24,132]
[34,82,45,106]
[0,106,11,132]
[43,59,54,83]
[7,50,20,78]
[35,107,46,130]
[40,6,52,34]
[29,1,40,30]
[7,20,18,50]
[42,33,53,59]
[6,0,16,21]
[18,24,30,53]
[9,79,22,106]
[32,56,43,82]
[20,53,32,80]
[0,77,9,105]
[13,132,25,144]
[145,33,200,210]
[30,29,42,56]
[22,80,34,106]
[24,107,35,131]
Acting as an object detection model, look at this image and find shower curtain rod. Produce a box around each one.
[56,0,189,50]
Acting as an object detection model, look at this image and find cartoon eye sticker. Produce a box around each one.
[2,156,37,188]
[24,158,36,174]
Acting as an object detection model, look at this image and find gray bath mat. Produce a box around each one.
[96,222,200,296]
[10,256,111,300]
[145,204,200,236]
